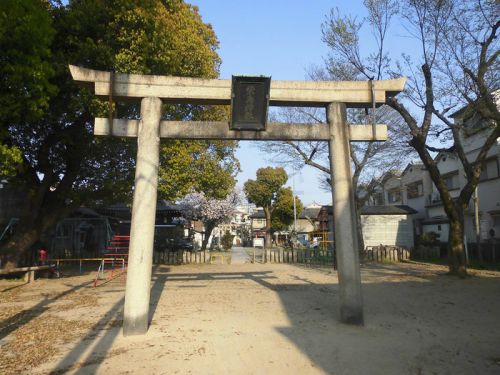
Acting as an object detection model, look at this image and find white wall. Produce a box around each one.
[422,223,450,243]
[361,214,414,248]
[295,218,315,233]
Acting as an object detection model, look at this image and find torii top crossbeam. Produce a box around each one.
[69,65,405,108]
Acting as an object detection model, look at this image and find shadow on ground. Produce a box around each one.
[36,264,500,374]
[0,279,94,341]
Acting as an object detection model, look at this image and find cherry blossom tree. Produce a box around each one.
[179,191,240,250]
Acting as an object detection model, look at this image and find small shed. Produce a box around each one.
[360,205,417,249]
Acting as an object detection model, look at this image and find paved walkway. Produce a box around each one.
[230,246,251,264]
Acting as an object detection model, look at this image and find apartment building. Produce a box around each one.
[368,104,500,244]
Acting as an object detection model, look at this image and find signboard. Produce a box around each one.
[253,238,264,248]
[230,76,271,131]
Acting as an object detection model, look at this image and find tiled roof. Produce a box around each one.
[299,207,321,219]
[360,205,418,215]
[249,210,266,219]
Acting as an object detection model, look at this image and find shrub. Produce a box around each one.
[221,231,234,251]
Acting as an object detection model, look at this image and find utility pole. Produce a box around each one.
[293,177,297,233]
[292,175,303,238]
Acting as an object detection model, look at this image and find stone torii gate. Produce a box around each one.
[69,65,405,336]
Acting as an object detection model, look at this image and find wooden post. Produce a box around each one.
[24,270,34,283]
[328,102,364,326]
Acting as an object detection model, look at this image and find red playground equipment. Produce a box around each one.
[93,235,130,287]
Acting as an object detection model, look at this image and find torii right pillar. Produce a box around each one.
[328,102,364,325]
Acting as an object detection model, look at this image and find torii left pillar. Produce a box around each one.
[123,97,162,336]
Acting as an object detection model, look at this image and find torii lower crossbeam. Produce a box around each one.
[94,118,388,142]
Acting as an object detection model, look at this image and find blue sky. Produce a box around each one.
[188,0,418,206]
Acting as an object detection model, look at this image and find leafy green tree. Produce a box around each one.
[159,139,239,201]
[0,144,23,178]
[244,167,288,247]
[220,230,235,252]
[271,187,303,234]
[0,0,231,268]
[0,0,56,176]
[0,0,55,130]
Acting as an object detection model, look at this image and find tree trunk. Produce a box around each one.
[448,218,467,277]
[355,210,365,253]
[352,167,366,254]
[404,134,468,277]
[201,223,215,251]
[0,114,88,270]
[0,212,63,269]
[353,200,365,253]
[0,229,40,269]
[0,190,75,269]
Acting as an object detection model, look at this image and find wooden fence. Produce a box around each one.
[265,247,412,266]
[153,246,412,267]
[153,250,230,265]
[263,248,336,267]
[362,246,410,262]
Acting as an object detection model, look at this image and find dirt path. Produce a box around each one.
[2,262,500,374]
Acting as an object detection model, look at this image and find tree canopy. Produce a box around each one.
[244,167,294,247]
[159,139,239,201]
[0,0,238,267]
[0,0,55,130]
[0,0,55,176]
[244,167,288,209]
[271,187,303,234]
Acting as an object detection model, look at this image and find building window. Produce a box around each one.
[387,188,401,203]
[493,216,500,227]
[443,171,459,190]
[479,158,500,181]
[373,192,384,205]
[407,181,424,199]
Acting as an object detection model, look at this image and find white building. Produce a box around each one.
[360,205,417,248]
[427,106,500,242]
[218,206,253,246]
[367,104,500,245]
